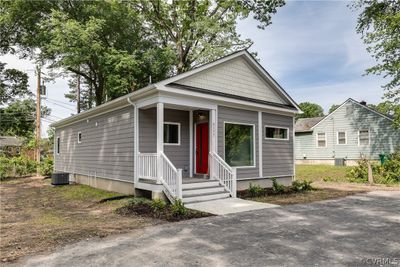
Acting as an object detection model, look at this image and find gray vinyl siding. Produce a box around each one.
[175,57,288,105]
[295,100,400,160]
[217,106,259,179]
[262,113,294,177]
[54,106,135,182]
[139,108,190,175]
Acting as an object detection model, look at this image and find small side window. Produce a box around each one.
[265,126,289,140]
[56,137,60,155]
[358,130,370,146]
[337,131,346,145]
[317,132,327,148]
[78,132,82,143]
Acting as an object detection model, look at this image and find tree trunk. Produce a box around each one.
[367,161,374,184]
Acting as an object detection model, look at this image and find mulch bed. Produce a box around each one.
[116,202,213,222]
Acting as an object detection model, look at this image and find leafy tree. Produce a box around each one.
[0,62,30,105]
[297,102,324,119]
[354,0,400,127]
[133,0,285,73]
[0,99,50,138]
[329,104,340,114]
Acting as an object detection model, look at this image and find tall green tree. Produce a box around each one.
[0,62,30,105]
[133,0,285,73]
[297,102,324,119]
[354,0,400,127]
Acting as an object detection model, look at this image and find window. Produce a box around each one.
[359,130,370,146]
[224,122,255,167]
[77,132,82,143]
[164,122,180,145]
[317,132,326,148]
[56,137,60,155]
[265,126,289,140]
[337,131,346,145]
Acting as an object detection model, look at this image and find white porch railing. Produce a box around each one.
[137,152,182,202]
[138,153,158,180]
[209,152,237,197]
[160,152,182,201]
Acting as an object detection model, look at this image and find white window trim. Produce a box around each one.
[336,131,347,145]
[56,136,60,155]
[358,129,370,147]
[264,125,290,141]
[316,132,327,148]
[163,122,181,146]
[77,131,82,144]
[223,121,256,169]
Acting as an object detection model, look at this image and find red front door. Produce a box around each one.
[196,123,209,174]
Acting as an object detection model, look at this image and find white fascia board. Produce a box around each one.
[51,84,157,128]
[157,85,296,117]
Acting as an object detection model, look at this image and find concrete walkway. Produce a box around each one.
[18,191,400,267]
[186,198,278,215]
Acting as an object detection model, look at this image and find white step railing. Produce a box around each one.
[137,152,182,202]
[209,152,237,197]
[138,153,158,180]
[160,152,182,201]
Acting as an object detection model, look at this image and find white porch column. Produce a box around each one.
[189,110,193,177]
[156,102,164,183]
[134,105,139,183]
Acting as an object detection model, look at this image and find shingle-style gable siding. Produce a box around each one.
[54,106,135,182]
[295,100,400,160]
[175,57,288,105]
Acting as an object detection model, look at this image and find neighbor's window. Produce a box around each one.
[56,137,60,154]
[164,122,180,145]
[337,131,346,145]
[359,130,370,146]
[224,122,254,167]
[265,126,289,140]
[77,132,82,143]
[317,132,326,147]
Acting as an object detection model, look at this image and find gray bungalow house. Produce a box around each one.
[51,50,301,203]
[295,98,400,166]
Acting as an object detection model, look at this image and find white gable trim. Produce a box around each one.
[157,50,301,112]
[310,98,394,131]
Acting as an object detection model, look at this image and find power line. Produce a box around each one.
[44,99,76,112]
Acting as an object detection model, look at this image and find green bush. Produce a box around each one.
[248,183,264,197]
[0,156,37,179]
[272,177,285,194]
[347,153,400,184]
[150,198,167,214]
[292,180,313,192]
[40,157,53,177]
[170,199,187,217]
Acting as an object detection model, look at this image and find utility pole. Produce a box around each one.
[35,65,41,174]
[77,71,81,114]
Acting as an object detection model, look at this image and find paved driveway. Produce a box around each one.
[20,191,400,267]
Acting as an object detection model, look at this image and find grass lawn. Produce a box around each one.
[295,164,352,182]
[0,177,162,263]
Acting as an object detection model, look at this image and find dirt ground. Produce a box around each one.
[0,176,163,263]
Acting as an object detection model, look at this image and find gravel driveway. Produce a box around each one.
[19,191,400,267]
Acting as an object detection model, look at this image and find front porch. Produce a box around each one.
[133,99,237,203]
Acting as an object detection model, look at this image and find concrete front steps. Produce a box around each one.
[182,180,230,204]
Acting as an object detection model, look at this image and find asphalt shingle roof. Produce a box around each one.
[295,117,324,132]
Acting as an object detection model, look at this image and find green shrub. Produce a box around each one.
[0,156,37,179]
[150,198,167,214]
[40,157,53,177]
[170,199,187,217]
[272,177,285,194]
[292,180,313,192]
[0,157,11,180]
[248,183,264,197]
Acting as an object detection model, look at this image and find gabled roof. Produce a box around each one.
[51,50,301,128]
[309,98,394,131]
[295,117,324,133]
[158,50,301,112]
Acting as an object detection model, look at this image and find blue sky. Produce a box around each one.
[1,1,384,136]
